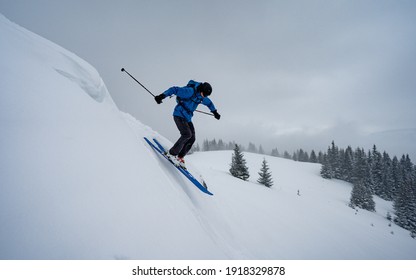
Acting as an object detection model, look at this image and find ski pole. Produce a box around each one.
[121,68,214,117]
[121,68,155,97]
[195,110,214,116]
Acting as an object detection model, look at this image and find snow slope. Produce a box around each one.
[191,151,416,259]
[0,14,228,260]
[1,14,415,260]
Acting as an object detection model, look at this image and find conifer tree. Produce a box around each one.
[394,155,416,233]
[283,151,291,159]
[317,151,324,164]
[257,158,273,188]
[248,142,257,153]
[271,148,280,157]
[210,139,217,150]
[310,150,318,163]
[226,141,237,150]
[202,139,209,151]
[218,139,225,150]
[371,145,384,197]
[320,142,340,179]
[350,180,376,211]
[391,156,401,196]
[328,141,340,179]
[350,148,375,211]
[340,146,354,183]
[381,151,394,200]
[320,154,333,179]
[297,149,309,162]
[292,151,298,161]
[229,144,250,181]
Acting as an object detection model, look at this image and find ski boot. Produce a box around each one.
[177,157,186,170]
[164,152,182,168]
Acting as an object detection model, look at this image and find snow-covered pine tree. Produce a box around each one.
[210,139,217,150]
[218,139,225,150]
[394,175,413,231]
[349,180,376,211]
[394,155,416,234]
[226,141,237,150]
[381,151,394,200]
[320,142,341,179]
[320,154,333,179]
[202,139,209,151]
[350,148,375,211]
[297,149,309,162]
[317,151,324,164]
[257,158,273,188]
[292,151,298,161]
[328,141,341,179]
[229,144,250,181]
[411,167,416,237]
[310,150,318,163]
[340,146,354,183]
[248,142,257,153]
[283,151,291,159]
[391,156,401,197]
[371,145,384,197]
[271,148,280,157]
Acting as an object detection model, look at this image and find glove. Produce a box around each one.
[154,94,165,104]
[213,110,221,120]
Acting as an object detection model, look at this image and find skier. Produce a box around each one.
[154,80,221,168]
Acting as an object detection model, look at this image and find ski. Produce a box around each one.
[144,137,213,196]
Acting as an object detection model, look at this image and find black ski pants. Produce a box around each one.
[169,116,196,158]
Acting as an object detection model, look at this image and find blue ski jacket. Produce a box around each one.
[162,80,217,122]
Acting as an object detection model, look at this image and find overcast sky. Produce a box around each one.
[1,0,416,159]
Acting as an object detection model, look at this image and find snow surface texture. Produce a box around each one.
[1,14,415,260]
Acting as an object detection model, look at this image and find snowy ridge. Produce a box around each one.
[1,13,416,260]
[0,13,230,259]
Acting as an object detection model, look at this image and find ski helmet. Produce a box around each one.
[199,82,212,96]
